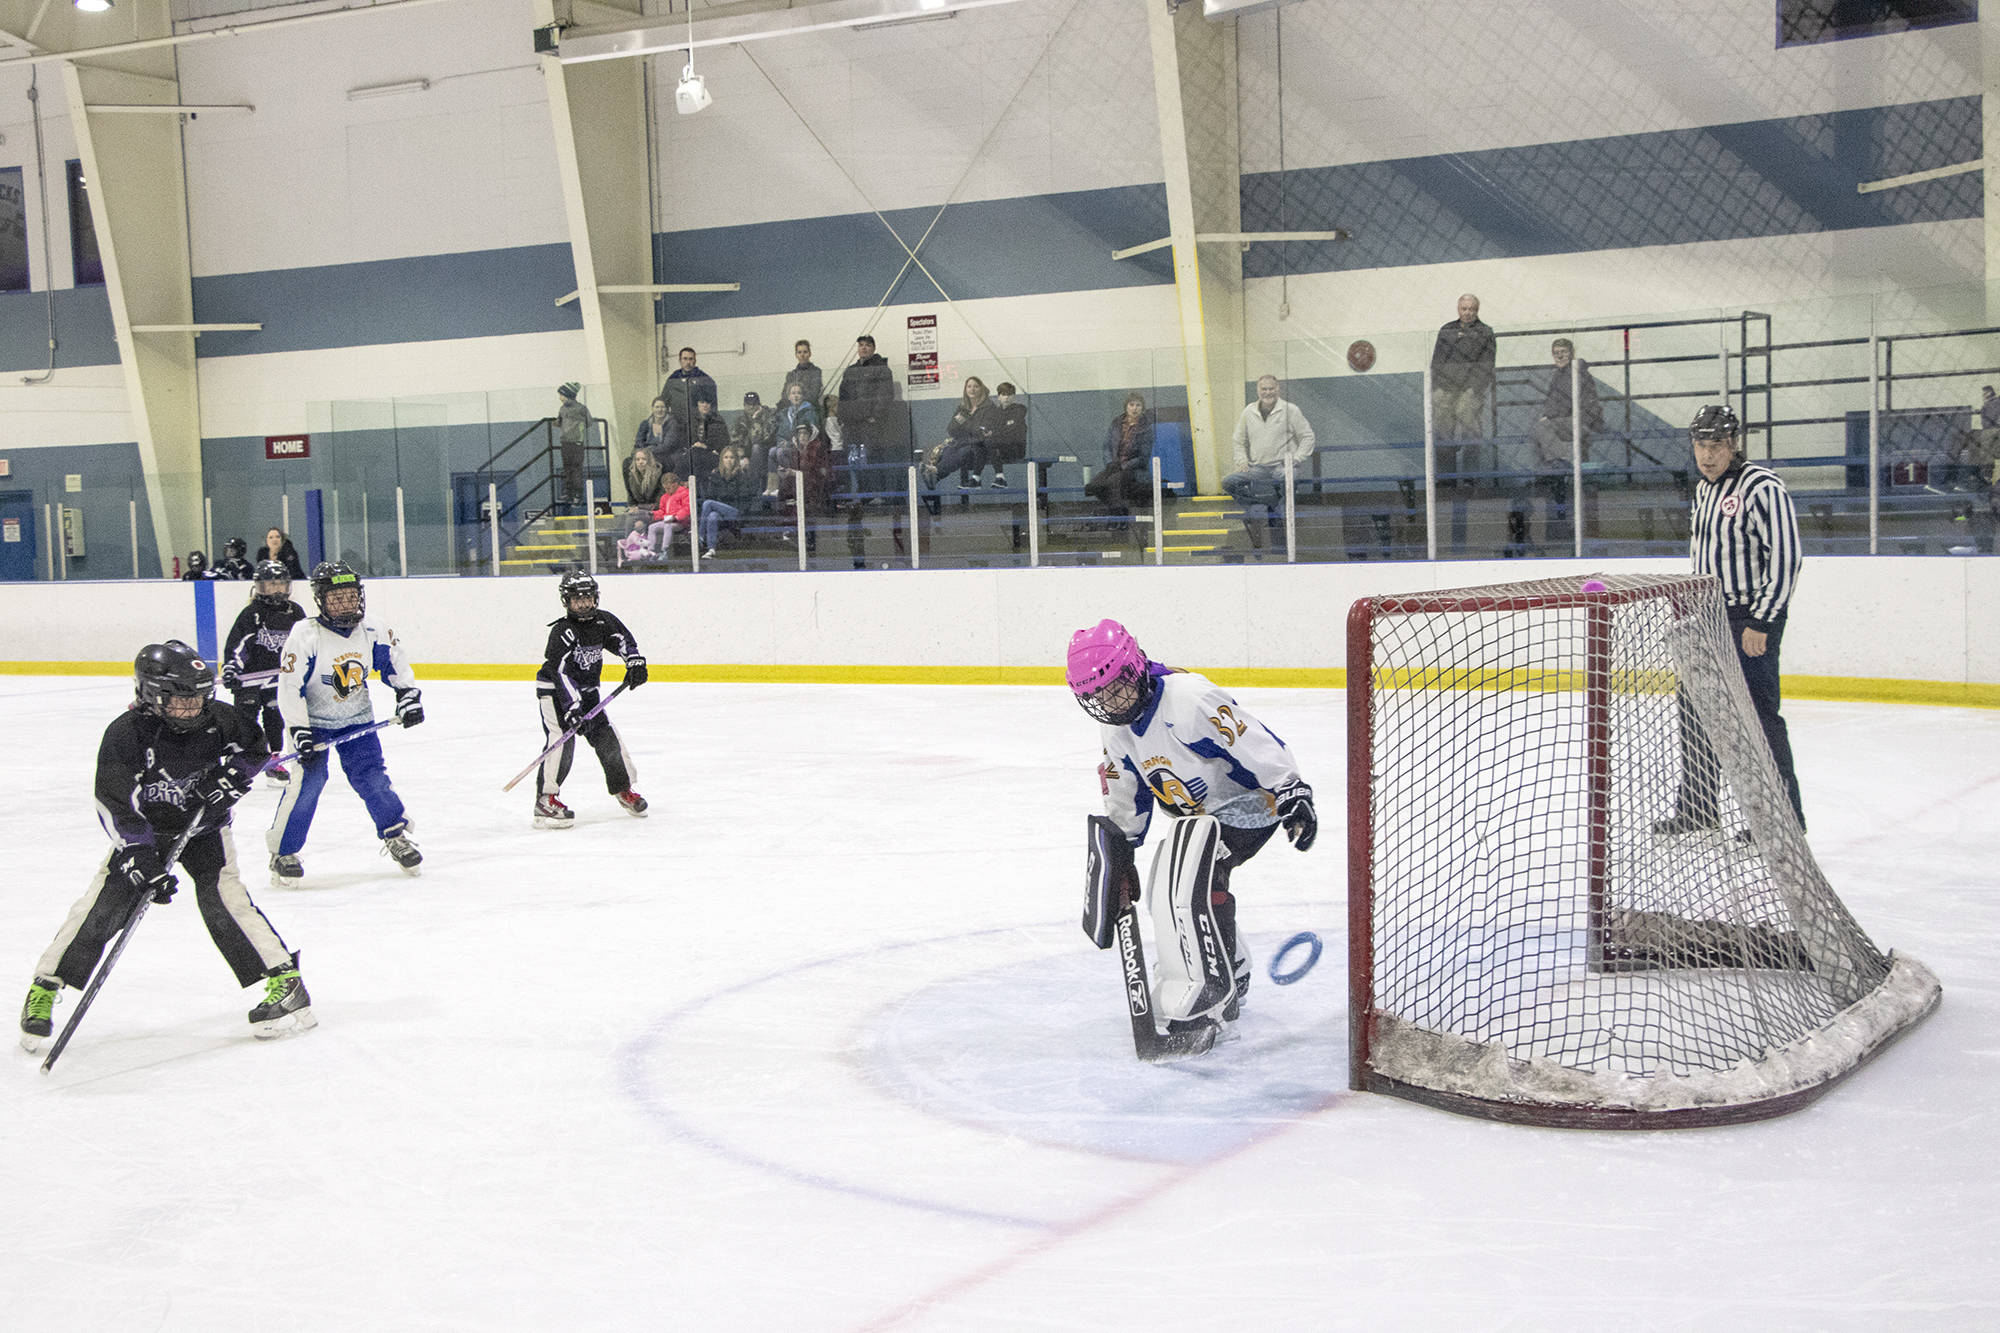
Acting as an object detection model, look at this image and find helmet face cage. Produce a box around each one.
[559,572,600,618]
[1075,662,1150,726]
[311,563,365,629]
[253,560,291,606]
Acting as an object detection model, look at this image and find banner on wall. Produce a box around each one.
[265,434,311,460]
[907,314,938,386]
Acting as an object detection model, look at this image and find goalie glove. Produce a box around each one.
[1275,782,1317,853]
[395,688,425,729]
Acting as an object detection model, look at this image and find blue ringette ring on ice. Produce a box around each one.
[1269,931,1323,985]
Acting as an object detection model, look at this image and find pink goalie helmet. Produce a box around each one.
[1067,619,1150,724]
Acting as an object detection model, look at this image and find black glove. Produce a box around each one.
[194,763,252,812]
[395,689,425,729]
[624,658,648,690]
[114,846,176,904]
[1276,783,1318,853]
[560,704,586,733]
[290,726,319,760]
[220,664,242,693]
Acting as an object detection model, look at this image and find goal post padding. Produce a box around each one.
[1346,573,1940,1129]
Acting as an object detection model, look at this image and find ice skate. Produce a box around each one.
[249,958,316,1039]
[270,853,304,887]
[265,761,291,787]
[19,976,58,1053]
[616,790,649,818]
[533,794,575,830]
[381,821,423,875]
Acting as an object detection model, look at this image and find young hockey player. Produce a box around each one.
[533,571,649,828]
[222,560,307,784]
[19,641,313,1052]
[267,562,424,884]
[1069,618,1316,1053]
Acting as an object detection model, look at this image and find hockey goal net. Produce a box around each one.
[1346,573,1940,1128]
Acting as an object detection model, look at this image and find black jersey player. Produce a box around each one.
[222,560,307,783]
[18,641,313,1053]
[532,572,649,828]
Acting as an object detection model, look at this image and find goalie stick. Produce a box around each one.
[501,680,631,792]
[40,811,206,1074]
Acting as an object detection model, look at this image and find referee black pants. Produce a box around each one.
[1674,608,1804,830]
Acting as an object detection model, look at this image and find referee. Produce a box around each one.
[1658,404,1806,832]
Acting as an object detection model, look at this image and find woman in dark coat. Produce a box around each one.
[257,526,307,579]
[1084,393,1156,513]
[922,377,1002,489]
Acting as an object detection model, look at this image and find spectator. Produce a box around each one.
[1522,337,1604,550]
[1955,385,2000,492]
[776,421,836,527]
[700,445,762,558]
[733,391,779,483]
[837,335,895,478]
[556,382,590,513]
[622,437,666,514]
[773,382,820,454]
[214,537,255,580]
[661,346,718,441]
[990,382,1028,488]
[783,339,823,411]
[258,526,306,580]
[616,518,653,569]
[1084,392,1156,515]
[645,472,691,561]
[1429,293,1496,484]
[922,376,1001,490]
[1224,375,1316,552]
[181,550,215,581]
[666,399,728,484]
[634,396,677,458]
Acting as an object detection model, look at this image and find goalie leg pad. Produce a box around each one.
[1146,816,1233,1023]
[1083,815,1138,949]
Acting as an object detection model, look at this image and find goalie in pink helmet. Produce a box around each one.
[1069,618,1315,1057]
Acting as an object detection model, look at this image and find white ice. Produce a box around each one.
[2,676,1995,1330]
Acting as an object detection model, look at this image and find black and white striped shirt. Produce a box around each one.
[1689,459,1801,629]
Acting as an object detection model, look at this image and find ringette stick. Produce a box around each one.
[502,681,630,792]
[42,811,206,1074]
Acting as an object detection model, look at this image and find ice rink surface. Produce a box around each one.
[2,674,1995,1331]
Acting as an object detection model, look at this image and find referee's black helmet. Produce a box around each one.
[1689,404,1741,442]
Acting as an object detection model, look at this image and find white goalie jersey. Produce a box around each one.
[275,616,418,733]
[1097,667,1306,845]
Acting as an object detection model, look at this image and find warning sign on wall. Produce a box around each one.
[906,314,938,387]
[2,518,18,543]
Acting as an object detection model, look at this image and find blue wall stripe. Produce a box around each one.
[193,579,218,662]
[190,243,583,358]
[0,286,119,375]
[1237,96,1980,278]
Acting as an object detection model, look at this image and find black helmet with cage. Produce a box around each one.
[253,559,292,608]
[558,570,600,620]
[310,561,365,629]
[134,640,216,733]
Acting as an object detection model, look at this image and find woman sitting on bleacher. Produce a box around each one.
[699,446,764,558]
[922,376,1001,490]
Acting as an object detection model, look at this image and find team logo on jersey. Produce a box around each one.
[1144,767,1209,815]
[1721,495,1740,517]
[325,654,368,699]
[574,645,604,669]
[140,773,198,809]
[256,626,291,652]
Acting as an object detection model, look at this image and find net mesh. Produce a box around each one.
[1352,572,1939,1123]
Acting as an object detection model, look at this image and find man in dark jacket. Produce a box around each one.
[660,346,718,450]
[1429,293,1496,485]
[837,335,896,475]
[782,340,823,412]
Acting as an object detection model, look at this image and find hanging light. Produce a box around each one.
[674,0,710,115]
[74,0,114,12]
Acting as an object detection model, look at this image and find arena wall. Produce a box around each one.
[2,557,1994,707]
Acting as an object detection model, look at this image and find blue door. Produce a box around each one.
[0,492,35,581]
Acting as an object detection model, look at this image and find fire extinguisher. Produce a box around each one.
[172,555,181,579]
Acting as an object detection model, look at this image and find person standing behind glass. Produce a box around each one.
[1429,293,1495,485]
[556,383,590,514]
[1526,338,1603,550]
[783,339,822,413]
[733,391,778,484]
[1223,375,1316,552]
[634,396,677,458]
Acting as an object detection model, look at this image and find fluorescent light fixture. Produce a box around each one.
[74,0,113,12]
[853,10,955,30]
[346,79,431,102]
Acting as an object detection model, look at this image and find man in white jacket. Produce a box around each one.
[1224,375,1316,552]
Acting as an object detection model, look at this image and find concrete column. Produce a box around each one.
[540,1,655,498]
[1146,0,1245,495]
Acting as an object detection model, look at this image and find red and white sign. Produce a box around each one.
[2,518,18,543]
[906,314,939,386]
[265,434,311,460]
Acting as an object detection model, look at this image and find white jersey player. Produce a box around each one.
[267,562,424,884]
[1070,619,1316,1051]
